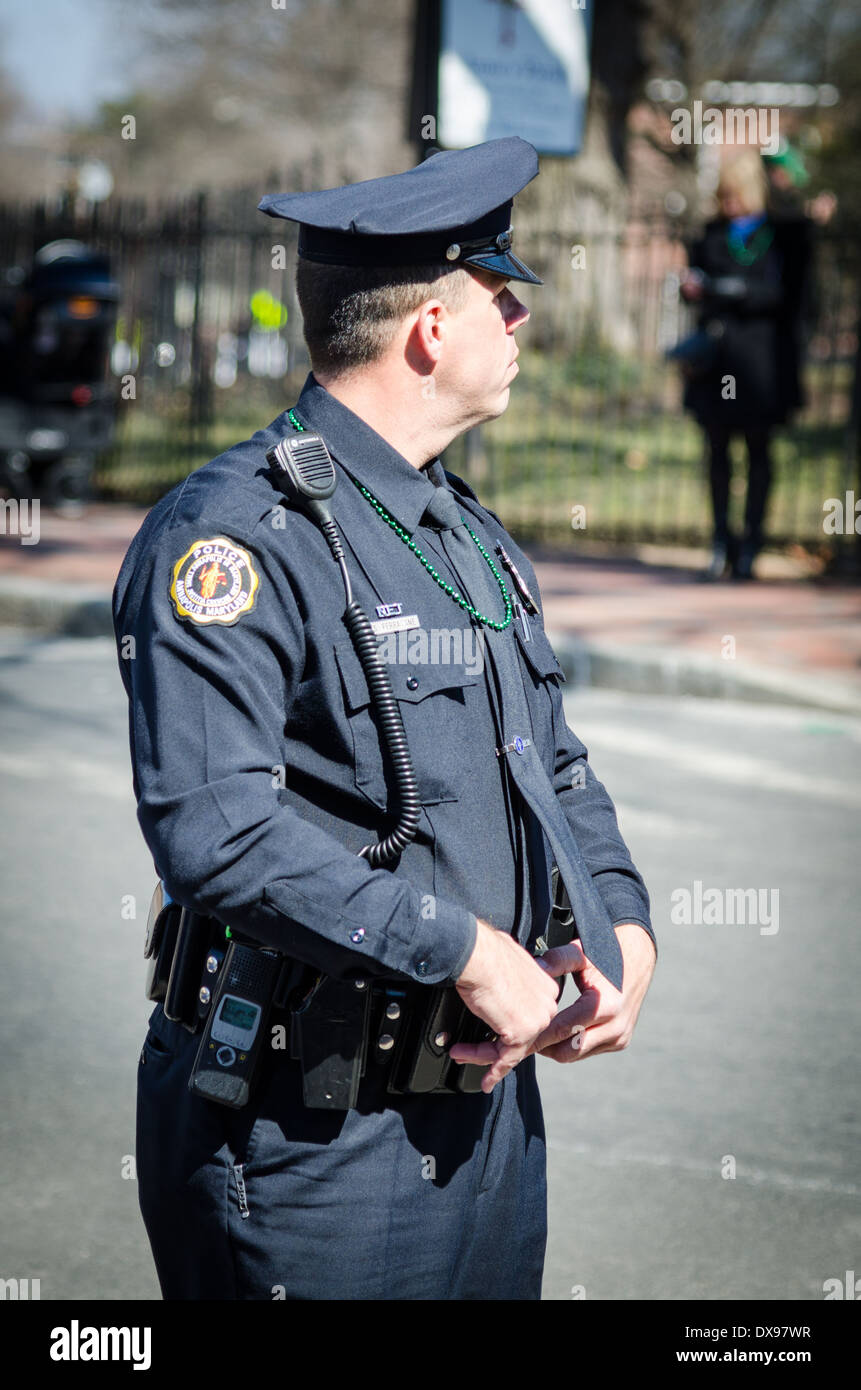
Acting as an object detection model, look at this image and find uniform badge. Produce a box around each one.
[169,537,259,626]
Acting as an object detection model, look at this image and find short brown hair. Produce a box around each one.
[295,260,472,374]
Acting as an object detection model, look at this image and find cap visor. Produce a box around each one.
[462,247,543,286]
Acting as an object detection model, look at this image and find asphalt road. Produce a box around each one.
[0,631,858,1302]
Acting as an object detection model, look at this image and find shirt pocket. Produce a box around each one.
[333,637,479,809]
[513,623,566,684]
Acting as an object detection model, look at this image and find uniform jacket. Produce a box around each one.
[113,373,653,992]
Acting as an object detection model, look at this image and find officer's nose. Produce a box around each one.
[503,288,529,332]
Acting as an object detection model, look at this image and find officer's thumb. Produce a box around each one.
[536,941,588,979]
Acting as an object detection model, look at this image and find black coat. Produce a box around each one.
[682,215,814,430]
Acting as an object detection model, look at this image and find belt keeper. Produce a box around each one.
[370,983,408,1061]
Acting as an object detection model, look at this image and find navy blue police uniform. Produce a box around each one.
[113,138,654,1301]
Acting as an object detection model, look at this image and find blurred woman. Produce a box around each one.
[680,150,813,579]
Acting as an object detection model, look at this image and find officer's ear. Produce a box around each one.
[408,298,448,369]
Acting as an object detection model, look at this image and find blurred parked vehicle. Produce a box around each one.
[0,240,119,509]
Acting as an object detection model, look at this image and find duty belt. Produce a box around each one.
[144,869,573,1111]
[145,898,493,1107]
[285,972,494,1107]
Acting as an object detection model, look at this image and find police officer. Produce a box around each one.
[113,137,657,1301]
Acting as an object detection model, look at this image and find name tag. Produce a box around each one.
[370,613,420,635]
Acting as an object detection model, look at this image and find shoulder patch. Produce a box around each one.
[169,537,259,626]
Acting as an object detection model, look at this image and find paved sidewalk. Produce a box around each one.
[1,503,859,713]
[531,545,861,714]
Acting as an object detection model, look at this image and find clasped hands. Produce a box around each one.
[450,918,656,1094]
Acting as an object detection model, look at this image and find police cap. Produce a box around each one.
[258,136,542,285]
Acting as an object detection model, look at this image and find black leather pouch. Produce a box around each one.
[292,975,371,1110]
[144,883,183,1003]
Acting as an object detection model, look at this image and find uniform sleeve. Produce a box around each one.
[115,517,477,986]
[548,676,656,957]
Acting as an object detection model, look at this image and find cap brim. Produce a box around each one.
[461,247,543,286]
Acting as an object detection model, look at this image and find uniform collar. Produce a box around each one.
[289,373,447,534]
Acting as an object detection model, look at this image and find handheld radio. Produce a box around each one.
[189,939,283,1108]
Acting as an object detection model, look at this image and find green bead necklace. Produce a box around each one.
[726,221,774,267]
[287,409,513,632]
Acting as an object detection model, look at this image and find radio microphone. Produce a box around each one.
[266,432,337,527]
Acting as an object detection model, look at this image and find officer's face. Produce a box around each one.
[441,267,530,425]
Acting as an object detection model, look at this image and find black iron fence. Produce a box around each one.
[1,191,857,557]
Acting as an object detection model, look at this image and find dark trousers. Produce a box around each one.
[137,1004,548,1300]
[705,424,773,552]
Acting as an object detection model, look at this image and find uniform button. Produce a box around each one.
[377,1034,395,1051]
[434,1030,449,1048]
[385,1002,401,1020]
[406,675,419,690]
[416,960,430,977]
[349,928,365,945]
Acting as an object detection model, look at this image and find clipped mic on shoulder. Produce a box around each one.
[267,431,337,526]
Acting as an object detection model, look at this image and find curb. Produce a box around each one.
[548,631,861,717]
[0,577,114,637]
[1,578,858,717]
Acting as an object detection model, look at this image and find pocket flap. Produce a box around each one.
[514,625,567,682]
[334,638,479,711]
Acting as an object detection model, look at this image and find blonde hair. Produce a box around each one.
[717,150,768,216]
